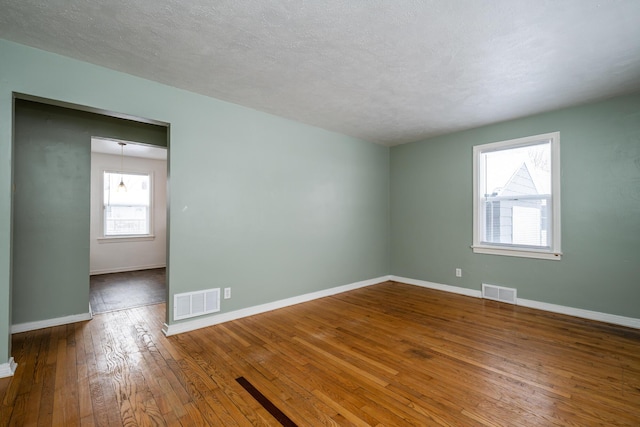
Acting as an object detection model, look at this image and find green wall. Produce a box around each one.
[0,39,390,366]
[2,36,638,372]
[390,93,640,318]
[12,99,166,324]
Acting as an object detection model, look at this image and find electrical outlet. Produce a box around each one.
[224,288,231,299]
[455,268,462,277]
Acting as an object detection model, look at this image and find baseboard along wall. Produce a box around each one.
[162,275,393,336]
[390,275,640,330]
[90,263,166,276]
[164,274,640,335]
[0,357,17,378]
[9,274,638,345]
[11,310,93,334]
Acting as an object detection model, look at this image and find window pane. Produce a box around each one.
[104,173,150,206]
[104,172,150,236]
[480,141,551,248]
[105,206,149,235]
[481,142,550,197]
[512,203,546,246]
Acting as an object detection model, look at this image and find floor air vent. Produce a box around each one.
[482,283,517,305]
[174,288,220,321]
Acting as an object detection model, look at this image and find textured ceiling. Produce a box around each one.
[1,1,640,146]
[92,137,167,160]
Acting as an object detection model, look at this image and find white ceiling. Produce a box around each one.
[2,1,640,146]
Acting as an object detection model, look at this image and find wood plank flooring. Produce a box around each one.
[90,268,166,314]
[2,281,639,426]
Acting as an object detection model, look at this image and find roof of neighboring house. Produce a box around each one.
[495,161,551,196]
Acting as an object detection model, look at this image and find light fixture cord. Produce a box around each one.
[117,142,127,192]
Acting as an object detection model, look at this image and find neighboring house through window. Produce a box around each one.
[103,171,152,237]
[472,132,561,260]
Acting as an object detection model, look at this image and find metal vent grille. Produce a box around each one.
[174,288,220,321]
[482,283,517,304]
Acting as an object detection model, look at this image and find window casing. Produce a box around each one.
[103,171,152,238]
[472,132,561,260]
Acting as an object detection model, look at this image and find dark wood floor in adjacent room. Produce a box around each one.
[90,268,166,314]
[2,281,639,426]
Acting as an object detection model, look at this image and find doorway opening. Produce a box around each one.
[89,137,168,314]
[11,95,169,331]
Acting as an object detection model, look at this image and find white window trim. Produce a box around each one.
[97,235,155,244]
[101,169,155,241]
[472,132,562,260]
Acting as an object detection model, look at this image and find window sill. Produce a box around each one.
[98,235,156,244]
[472,245,562,260]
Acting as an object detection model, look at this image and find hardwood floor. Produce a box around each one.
[2,281,639,426]
[90,268,166,314]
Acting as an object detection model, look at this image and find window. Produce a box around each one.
[103,171,152,237]
[472,132,561,260]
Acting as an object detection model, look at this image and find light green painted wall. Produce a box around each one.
[12,99,166,324]
[0,82,12,365]
[2,36,637,371]
[0,39,390,365]
[390,93,640,318]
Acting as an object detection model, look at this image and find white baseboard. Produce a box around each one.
[390,275,640,329]
[163,275,392,336]
[517,298,640,329]
[90,263,166,276]
[11,310,93,334]
[0,357,17,378]
[163,273,639,336]
[390,275,483,298]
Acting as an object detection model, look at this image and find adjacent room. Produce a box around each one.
[0,1,639,425]
[89,137,168,314]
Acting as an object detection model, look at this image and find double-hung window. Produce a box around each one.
[103,171,151,237]
[472,132,561,260]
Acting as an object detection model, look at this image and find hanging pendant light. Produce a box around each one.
[117,142,127,192]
